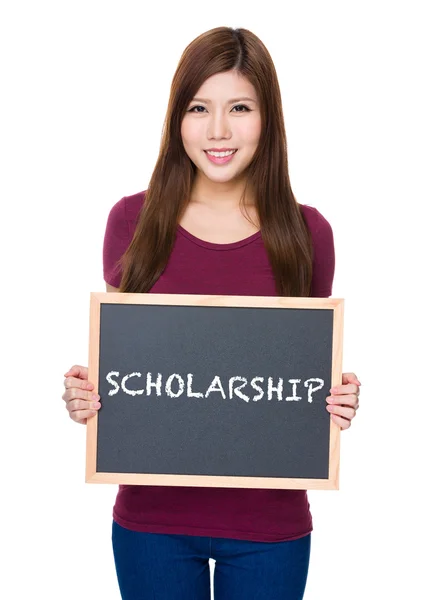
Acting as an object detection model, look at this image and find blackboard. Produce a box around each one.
[86,293,344,490]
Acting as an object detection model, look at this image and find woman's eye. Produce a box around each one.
[188,105,250,113]
[232,105,250,112]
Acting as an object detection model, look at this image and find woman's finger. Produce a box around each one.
[67,399,101,413]
[62,387,99,404]
[64,365,89,380]
[326,393,359,409]
[330,413,352,430]
[342,373,361,386]
[331,383,360,397]
[63,376,94,391]
[69,409,97,424]
[326,404,356,420]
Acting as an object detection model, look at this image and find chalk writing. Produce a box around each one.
[105,371,324,403]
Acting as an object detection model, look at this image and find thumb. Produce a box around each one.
[64,365,89,380]
[342,372,361,386]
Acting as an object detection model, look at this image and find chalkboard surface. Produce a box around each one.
[86,293,344,490]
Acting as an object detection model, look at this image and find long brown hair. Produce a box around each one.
[120,27,313,296]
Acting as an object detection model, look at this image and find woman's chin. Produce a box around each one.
[196,163,246,184]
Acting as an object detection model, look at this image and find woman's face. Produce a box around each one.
[181,70,261,185]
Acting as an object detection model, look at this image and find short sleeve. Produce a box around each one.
[103,197,131,288]
[310,210,335,297]
[301,205,335,298]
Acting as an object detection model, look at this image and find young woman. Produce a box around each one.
[62,26,361,600]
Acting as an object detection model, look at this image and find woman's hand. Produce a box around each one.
[62,365,101,425]
[326,372,361,430]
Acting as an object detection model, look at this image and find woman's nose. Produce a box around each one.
[207,111,231,139]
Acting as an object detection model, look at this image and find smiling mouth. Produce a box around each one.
[204,150,238,156]
[203,150,238,165]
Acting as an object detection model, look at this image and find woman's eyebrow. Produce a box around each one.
[191,97,257,104]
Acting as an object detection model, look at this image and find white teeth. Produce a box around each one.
[206,150,236,157]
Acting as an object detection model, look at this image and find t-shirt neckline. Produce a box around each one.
[177,224,262,251]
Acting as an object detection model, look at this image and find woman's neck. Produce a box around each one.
[189,174,255,209]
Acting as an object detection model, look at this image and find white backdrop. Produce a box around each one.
[1,1,427,598]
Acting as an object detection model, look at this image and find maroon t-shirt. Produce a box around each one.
[103,190,335,542]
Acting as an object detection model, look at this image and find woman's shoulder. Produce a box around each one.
[298,204,335,296]
[298,203,332,235]
[109,190,147,223]
[298,203,335,265]
[106,195,332,241]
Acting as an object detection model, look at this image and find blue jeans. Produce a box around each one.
[112,520,311,599]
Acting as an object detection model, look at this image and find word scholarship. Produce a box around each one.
[105,371,326,404]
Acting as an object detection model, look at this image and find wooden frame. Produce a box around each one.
[86,293,344,490]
